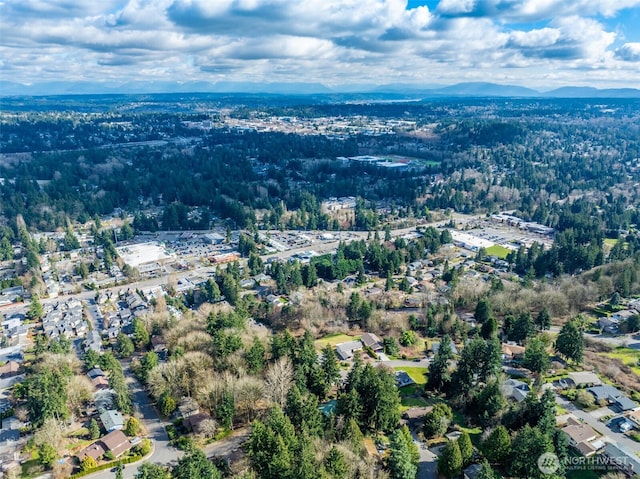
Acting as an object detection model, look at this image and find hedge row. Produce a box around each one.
[69,454,143,478]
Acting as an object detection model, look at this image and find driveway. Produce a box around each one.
[555,395,639,451]
[410,429,437,479]
[202,428,249,458]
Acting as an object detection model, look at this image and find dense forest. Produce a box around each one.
[2,96,640,280]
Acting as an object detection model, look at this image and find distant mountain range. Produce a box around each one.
[1,80,639,98]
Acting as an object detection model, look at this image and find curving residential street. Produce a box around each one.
[86,370,181,479]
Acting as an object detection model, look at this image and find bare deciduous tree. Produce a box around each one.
[263,357,294,408]
[66,375,93,424]
[198,418,219,439]
[33,418,65,453]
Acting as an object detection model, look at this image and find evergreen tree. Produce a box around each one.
[324,446,347,479]
[422,403,452,438]
[136,463,170,479]
[341,417,365,453]
[556,319,584,364]
[38,443,56,469]
[321,345,341,387]
[293,436,318,479]
[132,318,150,349]
[88,418,101,440]
[522,337,550,374]
[437,440,463,479]
[173,449,222,479]
[480,316,498,339]
[427,335,453,391]
[509,311,535,343]
[482,425,511,465]
[28,295,44,321]
[458,431,473,466]
[246,337,266,374]
[476,461,497,479]
[385,271,394,291]
[536,307,552,331]
[216,392,235,430]
[357,364,401,432]
[474,298,493,323]
[302,263,318,288]
[387,426,418,479]
[508,425,553,479]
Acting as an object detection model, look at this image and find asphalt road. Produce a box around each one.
[86,368,181,479]
[381,359,431,368]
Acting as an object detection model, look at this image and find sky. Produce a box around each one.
[1,0,640,90]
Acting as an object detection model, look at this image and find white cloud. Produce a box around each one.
[0,0,639,88]
[616,43,640,62]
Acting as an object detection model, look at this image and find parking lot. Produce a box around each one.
[467,221,554,249]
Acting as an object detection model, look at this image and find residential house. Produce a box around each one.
[77,442,105,462]
[0,416,20,454]
[463,464,483,479]
[562,417,599,457]
[101,430,132,458]
[587,386,639,412]
[177,397,200,419]
[100,410,124,432]
[184,412,211,435]
[401,406,433,428]
[598,317,620,335]
[395,371,414,388]
[602,443,640,477]
[501,379,530,403]
[93,389,115,412]
[404,296,423,307]
[87,367,106,380]
[501,343,525,363]
[336,341,363,361]
[614,396,639,413]
[627,409,640,428]
[361,333,383,352]
[151,336,168,359]
[429,341,458,356]
[612,310,637,323]
[84,330,102,353]
[92,376,110,390]
[567,371,602,388]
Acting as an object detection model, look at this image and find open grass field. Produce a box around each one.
[485,244,511,259]
[314,333,360,350]
[394,366,428,384]
[605,347,640,376]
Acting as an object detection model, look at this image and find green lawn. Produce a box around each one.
[399,384,420,396]
[400,396,430,411]
[485,244,511,259]
[394,366,428,384]
[315,333,360,350]
[565,468,600,479]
